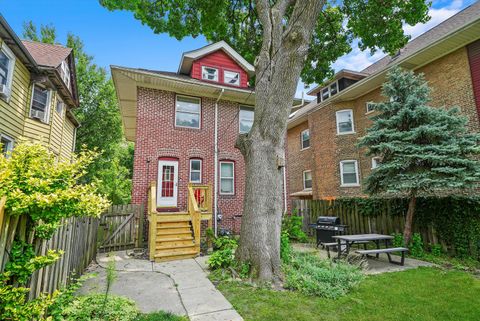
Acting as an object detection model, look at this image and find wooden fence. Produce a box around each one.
[97,204,143,252]
[0,196,99,299]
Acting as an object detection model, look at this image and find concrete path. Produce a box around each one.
[79,251,243,321]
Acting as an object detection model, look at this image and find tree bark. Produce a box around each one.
[235,0,324,283]
[403,192,417,246]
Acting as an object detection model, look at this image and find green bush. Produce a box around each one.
[213,236,238,251]
[135,311,188,321]
[283,251,364,299]
[392,233,404,247]
[207,236,238,270]
[409,233,424,257]
[280,231,292,263]
[282,213,308,242]
[62,294,138,321]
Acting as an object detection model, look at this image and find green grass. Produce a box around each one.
[135,311,188,321]
[218,267,480,321]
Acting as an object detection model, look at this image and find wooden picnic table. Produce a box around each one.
[332,233,394,259]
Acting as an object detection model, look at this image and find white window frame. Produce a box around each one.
[0,43,16,101]
[175,95,201,129]
[29,84,52,124]
[319,80,339,103]
[189,159,202,183]
[300,129,310,150]
[371,157,381,169]
[239,106,254,134]
[366,102,375,114]
[340,160,360,187]
[224,69,240,86]
[60,60,70,89]
[0,134,14,157]
[56,95,64,116]
[219,161,235,195]
[336,109,355,135]
[201,66,219,82]
[303,170,312,190]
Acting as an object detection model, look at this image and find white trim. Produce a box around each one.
[157,160,179,207]
[239,105,254,133]
[336,109,355,135]
[201,65,219,82]
[175,94,201,129]
[303,170,312,190]
[300,129,310,150]
[371,157,381,169]
[219,161,235,195]
[60,60,71,90]
[189,159,202,183]
[340,160,360,187]
[29,84,52,124]
[0,42,16,101]
[318,80,339,103]
[366,101,376,114]
[224,69,240,86]
[56,95,64,116]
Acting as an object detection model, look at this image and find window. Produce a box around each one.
[175,95,201,128]
[190,159,202,183]
[56,96,64,116]
[336,109,354,134]
[303,170,312,190]
[366,102,375,114]
[220,161,234,195]
[60,60,70,89]
[202,66,218,81]
[321,87,329,101]
[330,82,338,96]
[30,84,51,123]
[371,157,381,169]
[319,81,339,102]
[340,160,359,186]
[239,106,254,133]
[1,135,14,157]
[0,43,15,99]
[301,129,310,150]
[224,70,240,86]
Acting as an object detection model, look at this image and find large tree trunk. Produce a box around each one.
[403,192,417,246]
[235,0,324,283]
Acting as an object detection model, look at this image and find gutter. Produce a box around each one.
[214,88,224,237]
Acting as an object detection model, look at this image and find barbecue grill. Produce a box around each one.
[309,216,347,247]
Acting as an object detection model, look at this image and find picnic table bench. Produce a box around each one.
[356,247,409,266]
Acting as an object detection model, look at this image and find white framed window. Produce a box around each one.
[175,95,201,129]
[371,157,381,169]
[0,43,16,100]
[56,96,64,116]
[201,66,218,82]
[30,84,52,123]
[301,129,310,150]
[340,160,360,187]
[303,170,312,190]
[336,109,354,134]
[224,70,240,86]
[219,161,234,195]
[1,134,14,157]
[60,60,70,90]
[319,80,339,102]
[189,159,202,183]
[366,102,376,114]
[239,106,254,133]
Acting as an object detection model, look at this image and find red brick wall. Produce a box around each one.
[132,87,245,233]
[467,40,480,123]
[286,122,314,196]
[191,50,249,88]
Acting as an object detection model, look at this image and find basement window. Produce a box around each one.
[202,66,218,82]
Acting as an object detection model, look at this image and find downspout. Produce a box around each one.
[214,88,225,237]
[284,93,305,213]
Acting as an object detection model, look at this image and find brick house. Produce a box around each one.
[287,2,480,201]
[112,41,260,243]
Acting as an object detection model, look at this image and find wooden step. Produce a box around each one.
[156,230,192,237]
[156,239,195,247]
[154,248,198,262]
[156,235,194,242]
[156,221,191,228]
[156,227,192,234]
[155,243,196,251]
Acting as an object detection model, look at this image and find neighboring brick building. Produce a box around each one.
[287,2,480,201]
[112,41,257,234]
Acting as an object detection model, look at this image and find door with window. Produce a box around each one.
[157,160,178,207]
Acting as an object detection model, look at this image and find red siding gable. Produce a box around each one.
[468,40,480,123]
[191,50,249,88]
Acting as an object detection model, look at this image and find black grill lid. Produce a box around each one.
[316,216,340,225]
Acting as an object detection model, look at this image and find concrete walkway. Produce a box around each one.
[79,251,243,321]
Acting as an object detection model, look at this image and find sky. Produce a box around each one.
[0,0,477,98]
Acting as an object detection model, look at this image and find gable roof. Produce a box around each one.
[178,40,255,76]
[21,40,71,68]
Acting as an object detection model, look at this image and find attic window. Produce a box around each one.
[202,66,218,81]
[61,60,70,90]
[224,70,240,86]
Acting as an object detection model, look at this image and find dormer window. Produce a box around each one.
[224,70,240,86]
[202,66,218,81]
[319,80,339,103]
[61,60,70,90]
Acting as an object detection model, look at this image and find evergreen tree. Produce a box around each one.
[359,67,480,244]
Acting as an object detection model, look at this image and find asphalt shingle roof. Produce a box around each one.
[21,40,71,68]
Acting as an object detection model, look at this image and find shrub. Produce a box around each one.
[392,233,404,247]
[207,236,238,270]
[282,213,308,242]
[430,244,443,257]
[283,251,364,298]
[280,231,292,263]
[409,233,424,257]
[135,311,188,321]
[62,294,138,321]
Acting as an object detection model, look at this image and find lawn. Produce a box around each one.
[217,267,480,321]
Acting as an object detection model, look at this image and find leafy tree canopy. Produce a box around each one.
[100,0,431,85]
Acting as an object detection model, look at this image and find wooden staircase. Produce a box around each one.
[148,183,212,262]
